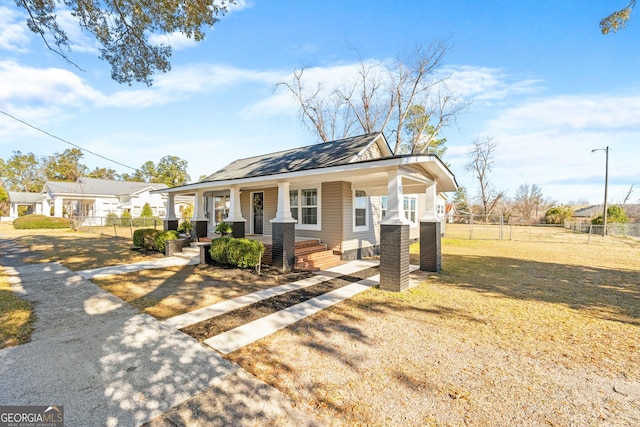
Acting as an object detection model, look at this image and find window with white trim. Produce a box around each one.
[353,190,368,231]
[380,195,418,223]
[290,187,320,230]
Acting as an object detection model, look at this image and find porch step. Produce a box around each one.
[294,243,328,256]
[295,249,344,271]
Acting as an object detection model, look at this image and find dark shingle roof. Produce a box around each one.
[201,133,386,182]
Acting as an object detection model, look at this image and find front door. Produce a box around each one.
[253,192,264,234]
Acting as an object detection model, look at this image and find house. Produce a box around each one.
[42,177,171,221]
[160,133,457,291]
[574,204,640,223]
[6,191,45,219]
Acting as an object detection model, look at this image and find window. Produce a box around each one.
[214,196,229,222]
[381,195,418,223]
[289,187,320,230]
[403,196,417,223]
[289,190,298,220]
[354,190,368,231]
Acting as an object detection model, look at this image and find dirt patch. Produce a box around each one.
[181,267,379,341]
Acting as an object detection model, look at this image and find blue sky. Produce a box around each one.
[1,1,639,205]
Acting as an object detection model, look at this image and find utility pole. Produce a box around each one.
[591,146,609,236]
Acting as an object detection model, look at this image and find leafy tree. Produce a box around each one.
[452,186,471,214]
[513,183,544,223]
[3,151,45,192]
[140,203,153,218]
[135,161,158,183]
[42,148,88,182]
[16,0,233,85]
[401,104,448,156]
[155,155,191,186]
[88,167,118,180]
[601,1,636,34]
[0,186,9,216]
[278,43,467,154]
[592,205,629,225]
[465,137,504,216]
[543,206,573,225]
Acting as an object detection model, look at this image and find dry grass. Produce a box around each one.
[228,235,640,426]
[92,265,294,320]
[0,223,164,271]
[0,269,34,349]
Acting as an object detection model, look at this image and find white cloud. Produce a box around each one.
[443,65,543,102]
[0,6,30,52]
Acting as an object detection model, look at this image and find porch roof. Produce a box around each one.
[160,134,457,196]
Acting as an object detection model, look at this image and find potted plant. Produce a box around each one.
[178,220,193,237]
[215,221,232,236]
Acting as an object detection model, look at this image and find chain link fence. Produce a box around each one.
[70,216,162,238]
[446,215,640,243]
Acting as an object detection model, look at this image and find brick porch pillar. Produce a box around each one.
[270,182,296,271]
[420,182,442,272]
[380,224,411,291]
[420,221,441,272]
[380,169,411,291]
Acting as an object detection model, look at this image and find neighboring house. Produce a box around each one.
[7,191,45,219]
[573,204,640,223]
[42,177,171,221]
[159,133,457,290]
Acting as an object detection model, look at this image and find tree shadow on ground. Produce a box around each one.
[438,253,640,326]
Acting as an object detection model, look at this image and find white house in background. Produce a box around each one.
[6,191,45,219]
[42,177,171,220]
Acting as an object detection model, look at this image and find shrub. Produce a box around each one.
[105,212,119,226]
[177,220,193,233]
[592,205,629,225]
[133,228,157,247]
[141,202,153,217]
[153,230,180,252]
[227,238,264,268]
[209,237,264,269]
[13,215,70,229]
[215,221,232,236]
[209,236,232,265]
[543,206,573,224]
[121,211,132,226]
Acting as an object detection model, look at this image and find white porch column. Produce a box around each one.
[380,169,410,225]
[163,193,178,231]
[192,190,207,221]
[226,186,246,222]
[54,198,63,217]
[42,198,50,216]
[165,194,177,221]
[226,186,246,238]
[272,181,296,223]
[421,181,439,221]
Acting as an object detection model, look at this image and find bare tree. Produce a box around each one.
[513,183,544,223]
[277,42,467,155]
[465,137,504,216]
[622,184,635,205]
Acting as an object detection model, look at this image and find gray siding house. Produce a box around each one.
[161,133,457,291]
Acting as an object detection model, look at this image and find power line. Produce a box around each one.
[0,110,137,171]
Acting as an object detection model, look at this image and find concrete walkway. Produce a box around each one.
[0,242,315,427]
